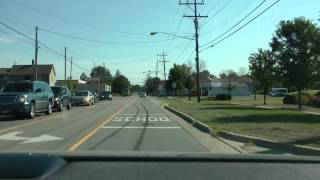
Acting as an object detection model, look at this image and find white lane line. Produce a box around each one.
[119,114,165,116]
[102,126,181,129]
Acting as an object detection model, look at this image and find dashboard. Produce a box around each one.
[1,152,320,180]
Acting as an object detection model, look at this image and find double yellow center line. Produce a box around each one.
[68,98,135,151]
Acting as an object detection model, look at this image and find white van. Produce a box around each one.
[270,88,288,97]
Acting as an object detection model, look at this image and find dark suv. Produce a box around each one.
[0,81,54,119]
[51,86,72,111]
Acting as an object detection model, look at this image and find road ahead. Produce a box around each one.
[0,96,238,153]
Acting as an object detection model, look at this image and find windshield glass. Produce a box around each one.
[75,91,88,96]
[2,83,33,92]
[51,87,62,95]
[0,0,319,158]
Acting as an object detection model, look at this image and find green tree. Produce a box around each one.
[112,70,130,94]
[80,72,88,81]
[219,70,239,96]
[168,64,190,95]
[144,77,160,95]
[185,74,195,101]
[270,17,320,109]
[130,84,141,92]
[249,49,275,105]
[90,66,112,84]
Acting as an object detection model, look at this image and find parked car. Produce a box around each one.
[0,81,54,119]
[51,86,72,111]
[71,90,94,106]
[91,91,99,103]
[140,92,146,98]
[99,91,112,100]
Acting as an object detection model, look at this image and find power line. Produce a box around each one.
[201,0,281,52]
[9,0,149,37]
[39,27,176,45]
[200,0,267,48]
[200,0,233,28]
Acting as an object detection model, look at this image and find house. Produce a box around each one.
[5,64,56,86]
[208,79,251,97]
[0,68,10,88]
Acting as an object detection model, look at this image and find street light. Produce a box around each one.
[150,32,195,41]
[150,31,202,103]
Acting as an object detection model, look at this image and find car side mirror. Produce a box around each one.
[35,88,43,93]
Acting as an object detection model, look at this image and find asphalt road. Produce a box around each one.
[0,96,238,153]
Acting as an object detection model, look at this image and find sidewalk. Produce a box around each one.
[254,104,320,115]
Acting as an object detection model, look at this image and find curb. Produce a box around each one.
[219,131,320,156]
[164,105,320,156]
[164,105,195,124]
[164,105,243,153]
[164,105,212,133]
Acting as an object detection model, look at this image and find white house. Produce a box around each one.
[208,79,250,97]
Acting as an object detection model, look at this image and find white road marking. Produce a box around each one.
[112,116,170,122]
[0,131,63,144]
[119,113,165,116]
[102,126,181,129]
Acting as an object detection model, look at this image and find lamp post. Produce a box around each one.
[150,31,202,102]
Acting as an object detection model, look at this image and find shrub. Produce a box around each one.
[283,95,296,104]
[307,96,320,108]
[216,94,232,100]
[283,93,310,105]
[315,91,320,97]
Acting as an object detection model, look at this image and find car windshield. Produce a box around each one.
[0,0,320,158]
[51,87,62,95]
[2,83,33,92]
[75,92,88,96]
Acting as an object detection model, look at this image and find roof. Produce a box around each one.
[0,68,10,75]
[8,65,55,76]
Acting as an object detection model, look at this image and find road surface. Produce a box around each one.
[0,96,238,153]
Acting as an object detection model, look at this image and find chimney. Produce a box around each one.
[32,59,34,65]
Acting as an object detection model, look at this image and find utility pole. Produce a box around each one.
[34,26,38,81]
[158,52,169,81]
[179,0,207,103]
[155,59,159,96]
[70,57,73,80]
[158,52,169,98]
[64,46,67,82]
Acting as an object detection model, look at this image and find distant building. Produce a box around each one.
[208,78,251,97]
[0,64,56,86]
[0,68,10,89]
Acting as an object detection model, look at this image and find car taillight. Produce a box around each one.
[18,95,28,103]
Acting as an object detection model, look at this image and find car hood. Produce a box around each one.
[72,96,88,99]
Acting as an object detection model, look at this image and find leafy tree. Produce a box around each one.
[130,84,141,92]
[249,49,275,105]
[144,77,160,95]
[219,70,239,96]
[112,70,130,94]
[80,72,88,81]
[168,64,190,94]
[185,74,195,101]
[270,17,320,109]
[90,66,112,84]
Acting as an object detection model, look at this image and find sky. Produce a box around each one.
[0,0,319,85]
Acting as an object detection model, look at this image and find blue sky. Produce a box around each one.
[0,0,319,85]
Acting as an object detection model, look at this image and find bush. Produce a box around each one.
[315,91,320,97]
[283,93,310,105]
[216,94,232,100]
[307,96,320,108]
[283,95,297,104]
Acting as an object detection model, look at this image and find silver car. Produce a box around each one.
[71,90,95,106]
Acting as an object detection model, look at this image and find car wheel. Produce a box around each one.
[28,102,36,119]
[46,101,52,115]
[67,101,71,110]
[58,101,63,112]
